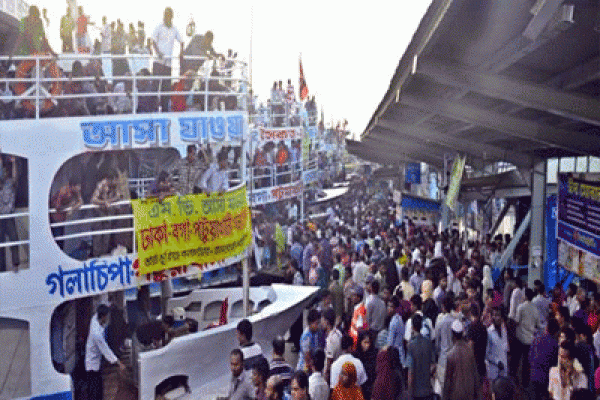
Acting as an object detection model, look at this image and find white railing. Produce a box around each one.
[0,209,29,249]
[47,182,252,261]
[0,53,248,119]
[48,200,134,244]
[249,105,318,128]
[128,171,242,199]
[248,161,303,191]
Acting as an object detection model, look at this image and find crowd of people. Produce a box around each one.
[48,144,238,261]
[234,177,600,400]
[251,82,318,129]
[0,5,244,119]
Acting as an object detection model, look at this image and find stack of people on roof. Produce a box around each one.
[226,175,600,400]
[0,5,244,119]
[252,80,318,128]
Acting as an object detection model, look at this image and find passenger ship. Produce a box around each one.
[0,30,320,399]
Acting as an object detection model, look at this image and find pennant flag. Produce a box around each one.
[299,58,309,101]
[445,155,466,212]
[275,223,286,253]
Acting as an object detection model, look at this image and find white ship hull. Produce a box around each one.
[138,284,317,400]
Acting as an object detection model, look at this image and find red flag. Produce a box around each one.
[299,58,309,101]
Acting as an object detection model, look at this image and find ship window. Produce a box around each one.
[0,154,29,274]
[256,299,272,313]
[0,318,31,398]
[204,301,224,321]
[185,302,203,313]
[230,299,254,318]
[49,146,243,261]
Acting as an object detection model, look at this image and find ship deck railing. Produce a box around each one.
[249,108,319,128]
[0,53,250,119]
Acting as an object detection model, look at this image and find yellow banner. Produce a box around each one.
[131,186,252,275]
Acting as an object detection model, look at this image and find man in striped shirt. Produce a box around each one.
[269,336,294,388]
[237,319,264,370]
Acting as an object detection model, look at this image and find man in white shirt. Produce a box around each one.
[352,254,369,289]
[508,277,525,320]
[200,152,229,194]
[330,335,367,387]
[152,7,184,112]
[512,288,541,388]
[309,350,329,400]
[412,245,422,265]
[85,304,125,400]
[236,319,264,370]
[321,308,342,380]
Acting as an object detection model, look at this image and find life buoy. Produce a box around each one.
[14,53,62,114]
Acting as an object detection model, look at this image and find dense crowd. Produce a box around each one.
[1,5,244,119]
[239,177,599,400]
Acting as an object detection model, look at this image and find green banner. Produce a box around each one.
[445,155,466,212]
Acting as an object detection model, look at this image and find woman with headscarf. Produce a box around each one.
[331,362,366,400]
[353,330,377,399]
[421,279,434,302]
[422,279,439,325]
[371,347,402,400]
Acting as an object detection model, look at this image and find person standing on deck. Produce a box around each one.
[0,157,19,272]
[168,144,204,195]
[59,7,75,52]
[200,151,230,194]
[100,16,113,83]
[151,7,184,112]
[85,304,125,400]
[75,6,93,53]
[10,6,56,62]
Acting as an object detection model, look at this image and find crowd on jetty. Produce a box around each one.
[243,177,599,400]
[66,172,598,400]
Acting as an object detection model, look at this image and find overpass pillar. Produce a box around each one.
[528,160,546,287]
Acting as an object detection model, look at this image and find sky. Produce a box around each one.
[39,0,432,136]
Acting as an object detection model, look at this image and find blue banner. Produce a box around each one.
[401,194,441,213]
[545,194,559,290]
[405,163,421,184]
[547,195,558,262]
[557,173,600,258]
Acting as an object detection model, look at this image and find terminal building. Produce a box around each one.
[349,0,600,292]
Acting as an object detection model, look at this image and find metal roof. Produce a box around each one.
[352,0,600,170]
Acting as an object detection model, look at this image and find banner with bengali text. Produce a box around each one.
[131,186,252,275]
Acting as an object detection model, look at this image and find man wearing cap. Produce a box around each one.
[442,319,480,400]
